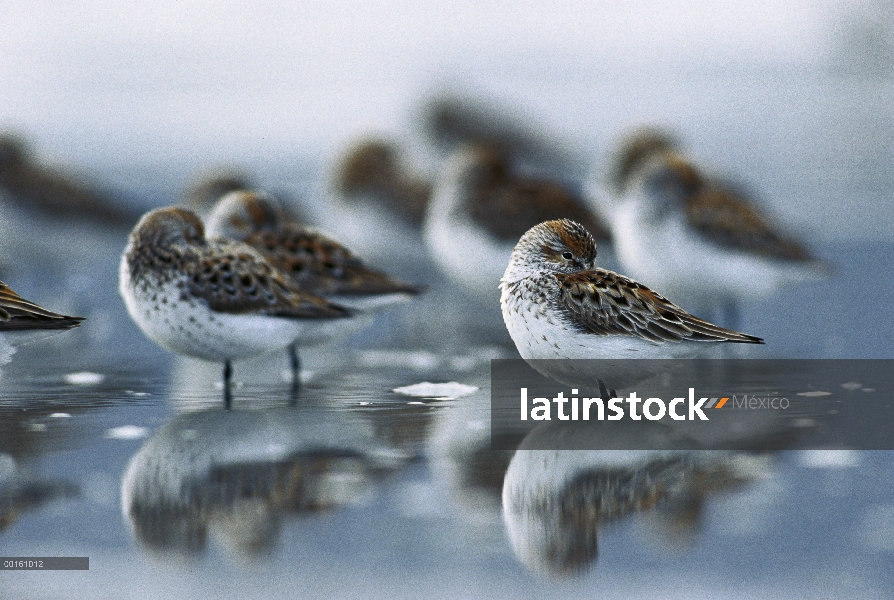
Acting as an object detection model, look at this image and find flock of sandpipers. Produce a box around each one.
[0,97,828,404]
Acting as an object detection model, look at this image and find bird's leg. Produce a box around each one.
[223,360,233,410]
[289,343,301,399]
[289,343,301,380]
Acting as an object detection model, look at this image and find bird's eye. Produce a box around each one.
[561,251,573,260]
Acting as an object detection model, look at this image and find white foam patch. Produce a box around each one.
[64,371,105,385]
[393,382,479,399]
[49,413,71,418]
[0,340,16,366]
[104,425,149,440]
[797,391,832,397]
[0,453,16,479]
[841,381,862,390]
[798,450,861,468]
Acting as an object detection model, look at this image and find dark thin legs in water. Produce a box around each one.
[224,349,300,409]
[223,360,233,410]
[289,343,301,404]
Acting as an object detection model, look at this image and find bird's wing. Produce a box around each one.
[470,178,612,244]
[0,281,84,330]
[185,242,351,319]
[246,227,423,297]
[554,270,763,344]
[685,184,816,263]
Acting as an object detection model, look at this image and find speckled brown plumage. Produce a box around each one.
[612,130,818,264]
[0,280,83,331]
[554,269,763,344]
[124,207,349,319]
[244,228,423,296]
[460,145,612,243]
[685,184,815,262]
[332,139,432,226]
[206,191,423,298]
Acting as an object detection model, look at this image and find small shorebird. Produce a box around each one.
[601,129,828,327]
[499,219,763,391]
[182,169,254,217]
[119,207,351,406]
[331,139,431,229]
[426,143,614,300]
[205,190,423,376]
[420,94,586,184]
[0,133,137,226]
[313,138,433,277]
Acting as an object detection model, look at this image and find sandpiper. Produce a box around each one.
[425,143,613,300]
[601,129,828,326]
[310,138,433,278]
[499,219,762,390]
[205,190,423,376]
[119,207,351,405]
[331,139,431,228]
[0,133,137,226]
[420,94,586,184]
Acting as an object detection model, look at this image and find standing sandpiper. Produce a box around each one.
[426,143,613,300]
[119,207,351,406]
[601,129,828,327]
[205,190,423,379]
[499,219,763,390]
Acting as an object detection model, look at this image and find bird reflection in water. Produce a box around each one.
[0,409,83,535]
[502,444,773,578]
[121,406,409,560]
[0,467,79,534]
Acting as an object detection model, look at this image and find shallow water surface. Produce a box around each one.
[0,236,892,598]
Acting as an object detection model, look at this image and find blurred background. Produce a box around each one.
[1,2,892,598]
[1,0,891,239]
